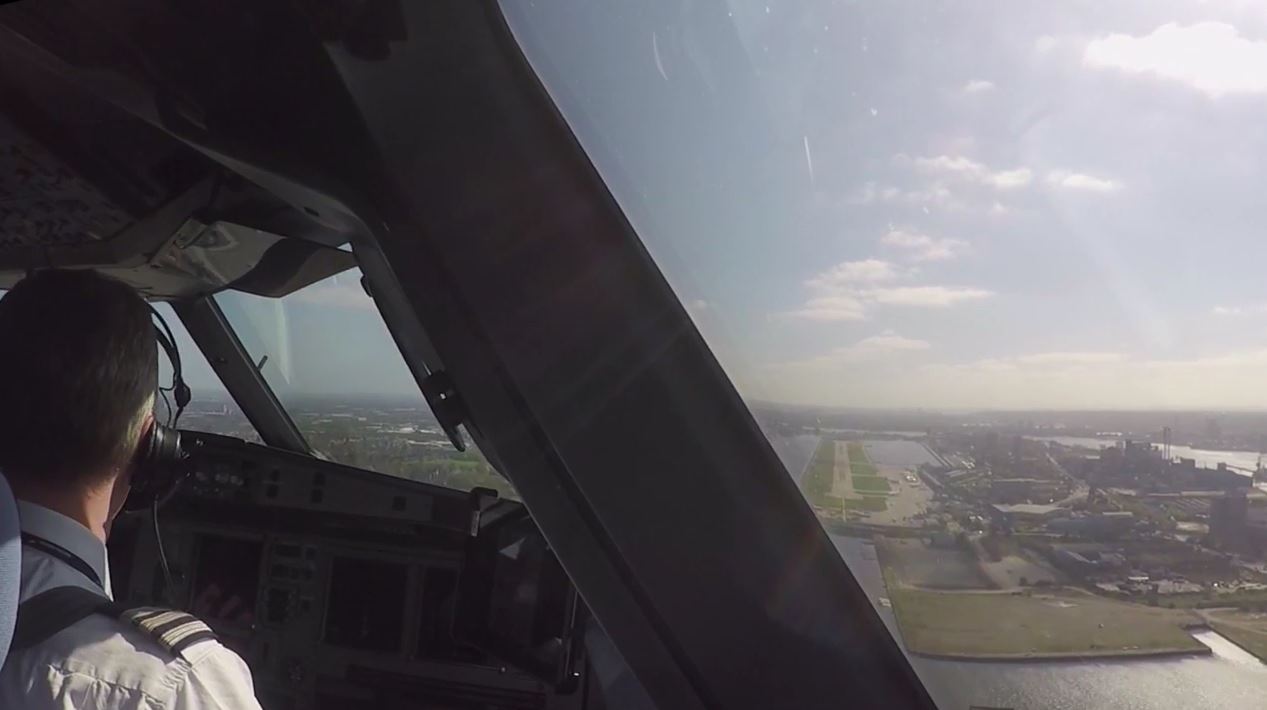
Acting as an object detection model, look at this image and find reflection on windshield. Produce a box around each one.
[214,270,517,500]
[503,1,1267,707]
[153,303,261,443]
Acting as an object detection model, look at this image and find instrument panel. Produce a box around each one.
[107,433,587,710]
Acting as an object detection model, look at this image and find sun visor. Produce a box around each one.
[0,112,355,300]
[132,220,356,300]
[0,220,356,300]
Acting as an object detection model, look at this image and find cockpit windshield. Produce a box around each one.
[501,1,1267,707]
[151,303,259,443]
[205,270,516,499]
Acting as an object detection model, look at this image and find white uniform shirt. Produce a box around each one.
[0,501,264,710]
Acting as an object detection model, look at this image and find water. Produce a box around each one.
[1030,435,1125,450]
[830,536,1267,710]
[1031,436,1262,474]
[1168,444,1261,473]
[768,435,1267,709]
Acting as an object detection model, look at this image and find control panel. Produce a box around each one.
[107,433,588,710]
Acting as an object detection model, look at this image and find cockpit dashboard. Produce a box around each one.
[108,433,587,710]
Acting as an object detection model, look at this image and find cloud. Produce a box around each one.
[817,332,933,363]
[913,154,983,175]
[911,155,1033,189]
[1014,351,1128,365]
[988,168,1034,189]
[862,285,994,307]
[880,228,968,261]
[962,79,996,94]
[1047,170,1122,192]
[1034,35,1059,53]
[787,259,992,320]
[849,181,963,210]
[1140,350,1267,371]
[1083,22,1267,97]
[804,259,899,290]
[764,343,1267,410]
[848,182,899,205]
[854,332,932,352]
[1212,303,1267,316]
[940,351,1127,373]
[788,261,891,320]
[852,157,1035,215]
[771,331,931,368]
[786,295,868,321]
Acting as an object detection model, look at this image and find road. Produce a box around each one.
[1048,453,1089,507]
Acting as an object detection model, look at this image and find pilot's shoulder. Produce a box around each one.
[23,607,252,704]
[115,606,221,661]
[108,608,261,708]
[53,604,230,669]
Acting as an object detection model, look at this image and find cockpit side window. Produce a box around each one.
[215,269,515,498]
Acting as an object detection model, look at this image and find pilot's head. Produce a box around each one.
[0,269,158,533]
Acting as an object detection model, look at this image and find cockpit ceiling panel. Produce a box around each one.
[151,220,296,296]
[0,117,132,248]
[0,219,356,300]
[0,107,356,300]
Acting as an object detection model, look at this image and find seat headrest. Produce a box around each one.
[0,474,19,667]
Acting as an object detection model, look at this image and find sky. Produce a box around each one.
[162,269,421,403]
[165,1,1267,411]
[501,0,1267,410]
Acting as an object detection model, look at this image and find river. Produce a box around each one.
[772,435,1267,709]
[1030,436,1262,473]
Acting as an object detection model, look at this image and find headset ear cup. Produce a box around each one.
[124,423,189,513]
[123,424,157,513]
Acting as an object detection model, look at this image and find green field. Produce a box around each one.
[804,439,843,512]
[1159,588,1267,609]
[846,441,878,477]
[851,476,892,494]
[877,539,1205,659]
[844,496,888,512]
[887,587,1205,658]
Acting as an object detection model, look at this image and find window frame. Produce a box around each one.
[172,296,310,454]
[318,4,939,709]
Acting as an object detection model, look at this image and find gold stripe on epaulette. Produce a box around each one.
[120,607,215,656]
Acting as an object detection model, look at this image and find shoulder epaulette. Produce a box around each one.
[119,606,219,658]
[13,587,219,660]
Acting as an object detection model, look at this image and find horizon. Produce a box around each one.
[181,386,1267,419]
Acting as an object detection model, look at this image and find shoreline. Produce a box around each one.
[876,537,1213,664]
[908,645,1212,663]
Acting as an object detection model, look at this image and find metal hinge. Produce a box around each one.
[421,370,468,452]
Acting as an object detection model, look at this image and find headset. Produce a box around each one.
[121,305,194,514]
[122,305,197,601]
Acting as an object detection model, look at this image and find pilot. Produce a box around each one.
[0,270,263,709]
